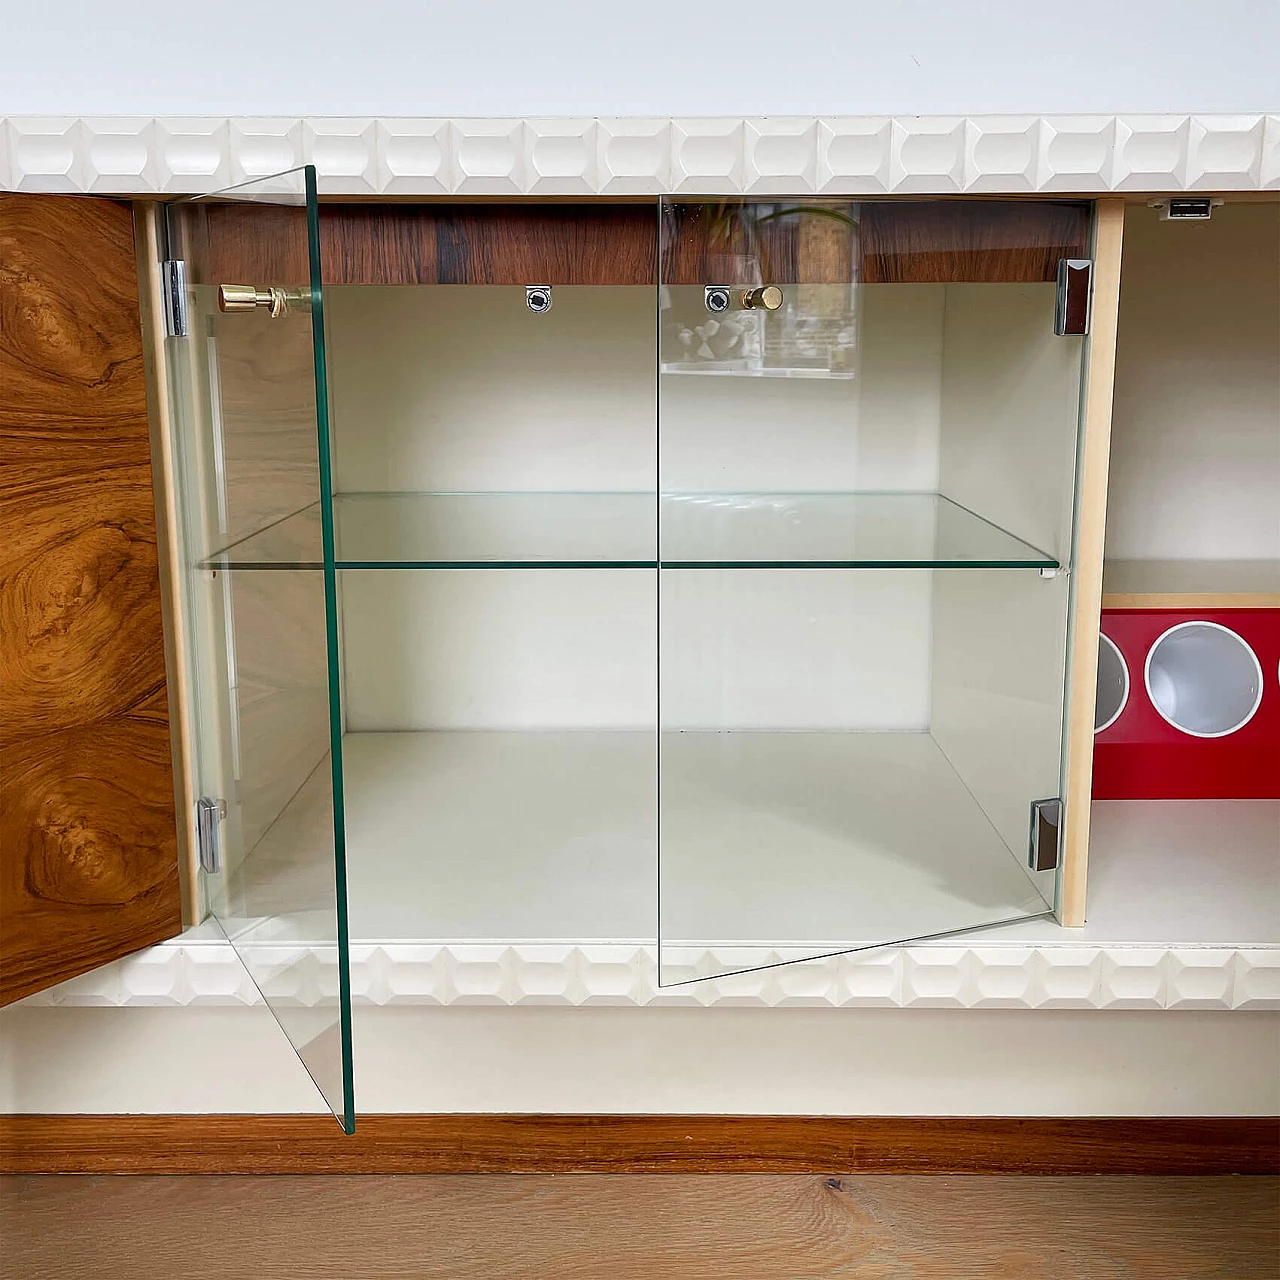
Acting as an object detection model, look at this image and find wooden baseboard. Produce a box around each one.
[1,1115,1275,1176]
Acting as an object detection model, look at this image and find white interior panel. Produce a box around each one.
[327,286,655,493]
[340,570,656,731]
[660,285,945,492]
[1107,202,1280,563]
[938,282,1083,562]
[341,568,932,732]
[661,570,931,730]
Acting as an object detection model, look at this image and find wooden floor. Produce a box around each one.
[2,1174,1277,1279]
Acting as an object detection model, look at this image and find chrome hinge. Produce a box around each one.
[196,796,227,875]
[1054,258,1092,336]
[1028,798,1061,872]
[161,259,189,337]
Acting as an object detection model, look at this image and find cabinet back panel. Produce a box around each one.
[326,285,948,496]
[338,570,932,732]
[660,285,945,493]
[1107,202,1280,562]
[327,286,654,493]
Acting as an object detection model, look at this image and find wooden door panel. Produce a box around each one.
[0,193,182,1006]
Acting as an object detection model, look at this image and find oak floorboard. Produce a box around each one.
[2,1174,1276,1280]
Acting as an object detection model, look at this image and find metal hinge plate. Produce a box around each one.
[161,259,189,337]
[196,796,227,874]
[1028,797,1062,872]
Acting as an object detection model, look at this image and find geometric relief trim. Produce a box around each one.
[17,940,1280,1011]
[2,115,1278,195]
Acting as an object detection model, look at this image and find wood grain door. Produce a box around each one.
[0,193,182,1005]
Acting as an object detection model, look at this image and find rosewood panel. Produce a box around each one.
[860,201,1091,283]
[186,202,311,287]
[0,1115,1274,1176]
[0,194,181,1006]
[190,200,1090,289]
[321,203,657,285]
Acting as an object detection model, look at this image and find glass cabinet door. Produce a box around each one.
[657,197,1090,984]
[165,168,353,1130]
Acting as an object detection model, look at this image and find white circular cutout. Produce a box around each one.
[1094,633,1130,733]
[1143,621,1264,738]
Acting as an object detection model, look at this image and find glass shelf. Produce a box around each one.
[204,491,1058,571]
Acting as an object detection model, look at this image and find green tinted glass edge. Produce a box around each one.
[306,165,356,1135]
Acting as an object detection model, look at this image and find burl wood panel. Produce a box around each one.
[4,1172,1277,1280]
[0,194,181,1006]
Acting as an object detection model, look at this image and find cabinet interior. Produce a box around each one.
[1095,199,1280,925]
[167,197,1096,957]
[1105,201,1280,601]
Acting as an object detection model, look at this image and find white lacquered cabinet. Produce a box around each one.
[5,137,1274,1132]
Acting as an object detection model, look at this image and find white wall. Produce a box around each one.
[2,1,1277,116]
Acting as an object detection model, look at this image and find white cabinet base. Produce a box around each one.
[20,795,1279,1011]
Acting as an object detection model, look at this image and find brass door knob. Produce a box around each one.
[741,285,784,311]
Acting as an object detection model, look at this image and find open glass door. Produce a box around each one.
[164,168,353,1129]
[657,197,1090,984]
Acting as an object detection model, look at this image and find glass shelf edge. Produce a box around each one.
[202,558,1060,572]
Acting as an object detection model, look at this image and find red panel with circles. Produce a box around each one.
[1093,609,1280,799]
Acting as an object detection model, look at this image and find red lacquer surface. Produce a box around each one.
[1093,609,1280,800]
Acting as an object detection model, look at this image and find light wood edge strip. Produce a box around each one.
[1,1115,1275,1176]
[1060,199,1126,928]
[133,202,200,927]
[1102,593,1280,610]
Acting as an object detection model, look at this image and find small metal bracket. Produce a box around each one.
[1039,566,1061,579]
[526,285,553,314]
[196,797,227,875]
[1054,258,1092,336]
[1028,798,1061,872]
[704,285,731,314]
[161,259,188,337]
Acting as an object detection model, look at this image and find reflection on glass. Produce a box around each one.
[165,167,354,1131]
[658,196,1090,984]
[660,202,860,377]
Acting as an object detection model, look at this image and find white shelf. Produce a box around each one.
[24,793,1279,1010]
[985,800,1280,947]
[232,729,1048,948]
[229,733,1280,950]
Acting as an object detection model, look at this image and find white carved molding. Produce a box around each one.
[2,115,1277,195]
[18,938,1279,1012]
